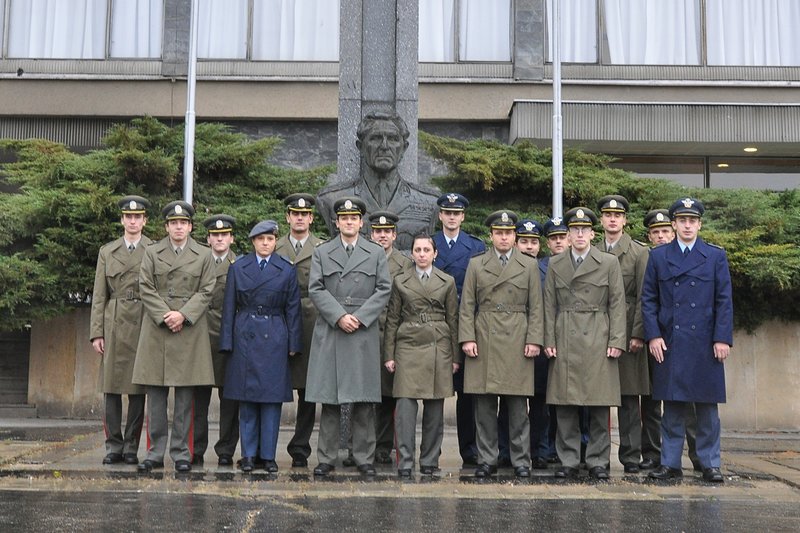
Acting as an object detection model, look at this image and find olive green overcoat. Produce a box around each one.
[379,249,413,396]
[206,249,236,387]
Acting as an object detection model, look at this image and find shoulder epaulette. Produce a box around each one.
[707,242,724,250]
[275,253,293,265]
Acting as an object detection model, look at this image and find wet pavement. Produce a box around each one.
[1,418,799,532]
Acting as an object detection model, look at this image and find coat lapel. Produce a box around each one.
[671,238,709,277]
[569,246,602,282]
[240,253,263,285]
[550,253,575,286]
[341,238,371,276]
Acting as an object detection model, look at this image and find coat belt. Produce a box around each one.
[479,304,527,313]
[109,290,140,301]
[409,312,446,323]
[339,296,368,306]
[241,306,283,316]
[559,305,601,312]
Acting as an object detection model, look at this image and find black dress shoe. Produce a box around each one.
[589,466,609,480]
[342,454,357,467]
[291,456,308,468]
[137,459,164,472]
[623,462,640,474]
[357,463,376,476]
[375,451,393,464]
[692,461,703,472]
[191,454,204,466]
[313,463,335,476]
[474,463,498,478]
[702,467,724,483]
[123,453,139,465]
[639,458,659,470]
[419,465,437,475]
[239,457,255,473]
[462,456,479,468]
[532,456,549,470]
[265,460,279,473]
[649,465,683,480]
[514,466,531,478]
[174,460,192,472]
[103,453,124,465]
[398,468,412,478]
[554,466,579,479]
[218,454,233,466]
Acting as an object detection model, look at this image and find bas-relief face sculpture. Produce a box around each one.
[358,120,408,172]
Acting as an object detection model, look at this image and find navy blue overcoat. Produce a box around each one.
[220,252,302,403]
[641,238,733,403]
[433,231,485,299]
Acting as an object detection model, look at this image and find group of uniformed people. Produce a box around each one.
[90,189,732,483]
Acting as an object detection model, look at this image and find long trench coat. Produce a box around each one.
[607,233,651,396]
[90,235,152,394]
[379,249,413,396]
[275,233,324,389]
[384,265,460,399]
[132,236,216,387]
[207,249,236,387]
[219,252,302,403]
[458,249,544,396]
[305,237,391,404]
[641,238,733,404]
[544,245,626,406]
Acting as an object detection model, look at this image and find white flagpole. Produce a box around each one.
[183,0,199,204]
[552,0,563,218]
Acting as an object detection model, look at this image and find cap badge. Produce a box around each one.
[129,200,137,210]
[609,199,617,209]
[682,198,695,208]
[524,222,534,232]
[379,216,387,224]
[175,205,183,215]
[215,220,224,229]
[344,200,353,209]
[447,193,457,204]
[298,198,306,208]
[501,212,509,223]
[576,209,585,219]
[656,213,665,222]
[552,216,562,226]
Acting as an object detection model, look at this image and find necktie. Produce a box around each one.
[295,241,303,255]
[346,244,354,257]
[500,255,508,267]
[576,256,583,266]
[259,259,267,270]
[683,247,690,258]
[215,257,222,265]
[175,247,181,255]
[128,244,135,253]
[448,239,454,249]
[607,243,614,253]
[421,272,429,284]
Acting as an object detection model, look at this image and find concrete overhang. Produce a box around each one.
[510,100,800,157]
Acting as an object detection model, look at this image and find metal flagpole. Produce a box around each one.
[552,0,563,218]
[183,0,200,204]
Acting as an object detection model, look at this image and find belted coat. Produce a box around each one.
[641,238,733,404]
[379,249,414,396]
[607,233,651,395]
[544,246,626,406]
[305,237,391,404]
[384,265,459,399]
[90,235,152,394]
[219,252,302,404]
[206,249,236,387]
[132,236,216,387]
[275,233,324,389]
[458,249,544,396]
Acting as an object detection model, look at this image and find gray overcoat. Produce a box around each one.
[207,249,236,387]
[305,237,391,404]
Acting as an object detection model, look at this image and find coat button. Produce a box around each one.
[690,303,696,308]
[168,274,173,280]
[674,281,679,286]
[691,281,696,286]
[675,325,680,330]
[691,325,696,330]
[675,303,680,308]
[264,334,269,339]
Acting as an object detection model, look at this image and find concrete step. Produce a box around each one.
[0,404,37,418]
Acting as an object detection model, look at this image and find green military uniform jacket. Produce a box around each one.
[458,248,544,396]
[132,236,216,387]
[544,245,626,406]
[90,235,153,394]
[384,265,459,399]
[275,233,324,389]
[207,249,236,387]
[379,249,413,396]
[607,232,650,396]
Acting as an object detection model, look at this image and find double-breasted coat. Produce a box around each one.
[275,233,324,389]
[458,249,544,396]
[607,233,651,395]
[305,237,392,404]
[132,236,216,387]
[433,231,486,299]
[544,246,627,406]
[219,252,302,404]
[641,238,733,404]
[379,250,414,396]
[90,235,153,394]
[207,249,236,387]
[384,265,460,399]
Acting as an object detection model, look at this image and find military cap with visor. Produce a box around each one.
[543,216,568,237]
[284,193,315,213]
[368,210,399,229]
[437,192,470,212]
[161,200,195,221]
[118,195,150,214]
[249,220,279,238]
[644,209,672,229]
[203,214,236,234]
[516,218,543,237]
[597,195,630,214]
[669,197,705,218]
[485,210,519,230]
[333,196,367,217]
[564,207,598,227]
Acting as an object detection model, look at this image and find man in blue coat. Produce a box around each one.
[433,192,486,467]
[642,198,733,483]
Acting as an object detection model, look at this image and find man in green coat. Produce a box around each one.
[369,210,413,465]
[597,195,650,473]
[276,193,325,468]
[459,210,544,478]
[544,207,626,480]
[192,214,239,467]
[132,200,217,473]
[307,197,391,476]
[90,195,152,466]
